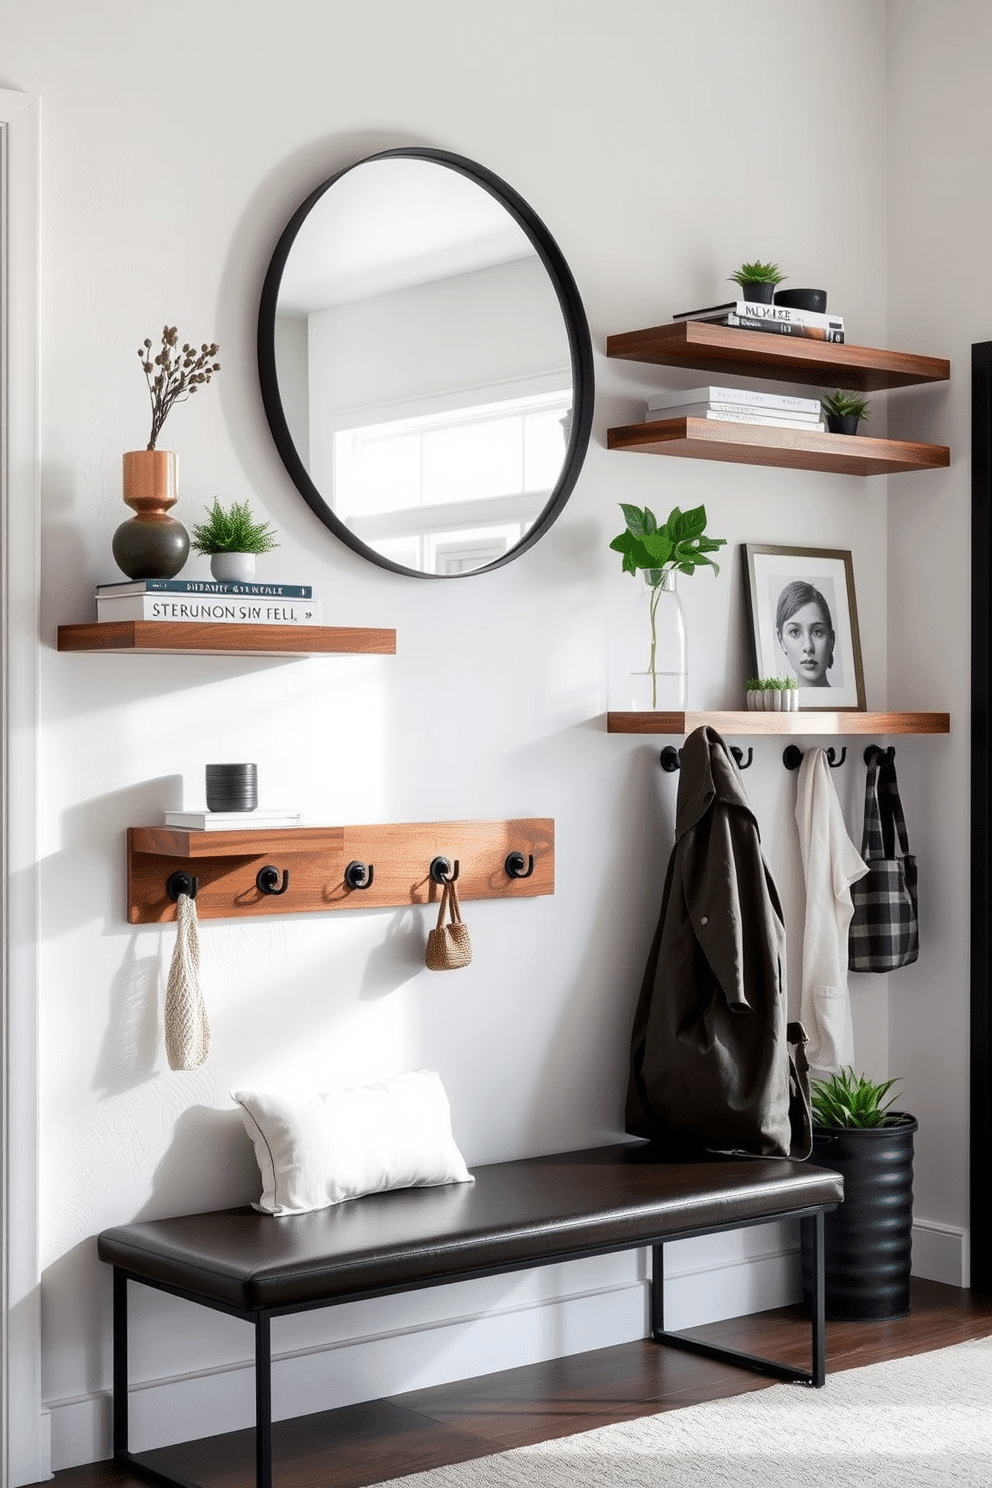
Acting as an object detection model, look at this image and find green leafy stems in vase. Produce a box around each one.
[610,503,726,710]
[746,676,799,711]
[112,326,222,581]
[190,498,280,582]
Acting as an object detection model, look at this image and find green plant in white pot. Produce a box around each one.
[746,676,799,711]
[190,498,279,581]
[610,503,726,710]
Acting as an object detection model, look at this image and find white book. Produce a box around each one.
[96,596,323,625]
[164,809,302,830]
[647,385,821,415]
[645,408,826,432]
[646,399,823,424]
[673,299,844,332]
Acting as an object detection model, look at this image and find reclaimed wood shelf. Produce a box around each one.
[126,817,554,923]
[606,710,950,737]
[605,321,951,391]
[57,621,396,656]
[606,416,949,476]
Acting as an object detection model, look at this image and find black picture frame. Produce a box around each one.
[742,543,867,711]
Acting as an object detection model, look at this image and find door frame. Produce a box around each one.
[971,340,992,1295]
[0,87,44,1488]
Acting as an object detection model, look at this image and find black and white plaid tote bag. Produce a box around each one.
[848,752,919,972]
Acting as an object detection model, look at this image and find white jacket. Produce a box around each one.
[795,749,868,1073]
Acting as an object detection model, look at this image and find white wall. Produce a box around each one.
[2,0,972,1476]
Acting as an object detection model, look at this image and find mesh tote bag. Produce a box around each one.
[848,751,919,973]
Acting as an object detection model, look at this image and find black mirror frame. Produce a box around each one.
[257,147,594,579]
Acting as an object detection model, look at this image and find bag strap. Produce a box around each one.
[878,756,912,859]
[447,878,464,926]
[787,1021,813,1160]
[434,880,452,931]
[859,756,885,861]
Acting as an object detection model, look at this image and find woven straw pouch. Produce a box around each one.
[425,879,472,971]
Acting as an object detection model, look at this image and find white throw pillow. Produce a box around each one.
[232,1069,474,1216]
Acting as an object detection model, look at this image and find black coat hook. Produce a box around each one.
[864,745,895,768]
[429,856,459,884]
[166,871,199,902]
[344,860,375,890]
[784,745,847,771]
[661,745,753,773]
[256,865,290,896]
[505,851,535,879]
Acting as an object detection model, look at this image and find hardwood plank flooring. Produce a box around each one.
[36,1279,992,1488]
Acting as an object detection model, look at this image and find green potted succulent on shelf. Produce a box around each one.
[728,259,787,304]
[802,1068,918,1321]
[611,503,726,710]
[745,676,799,712]
[190,498,279,582]
[821,389,871,435]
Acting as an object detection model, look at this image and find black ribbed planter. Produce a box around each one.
[802,1114,917,1320]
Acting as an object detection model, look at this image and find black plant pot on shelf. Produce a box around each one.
[826,413,861,436]
[739,281,776,304]
[802,1114,917,1320]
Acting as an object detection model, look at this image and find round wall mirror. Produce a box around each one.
[258,149,594,578]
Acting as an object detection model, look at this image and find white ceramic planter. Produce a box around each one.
[210,552,256,582]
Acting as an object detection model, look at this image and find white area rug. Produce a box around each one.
[375,1335,992,1488]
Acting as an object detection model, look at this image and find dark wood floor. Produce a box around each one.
[42,1279,992,1488]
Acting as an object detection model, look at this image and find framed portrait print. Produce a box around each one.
[742,544,866,710]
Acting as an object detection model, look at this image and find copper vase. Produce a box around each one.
[111,450,190,580]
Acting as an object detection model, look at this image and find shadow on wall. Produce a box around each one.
[138,1103,260,1220]
[358,905,428,1000]
[92,935,165,1097]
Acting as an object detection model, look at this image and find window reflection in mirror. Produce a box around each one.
[262,151,592,578]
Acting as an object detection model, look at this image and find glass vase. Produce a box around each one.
[631,568,687,710]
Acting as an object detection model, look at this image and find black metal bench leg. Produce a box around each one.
[649,1213,828,1388]
[804,1208,826,1388]
[255,1313,273,1488]
[113,1268,129,1459]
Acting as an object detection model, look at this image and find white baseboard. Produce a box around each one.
[912,1219,968,1287]
[47,1230,799,1472]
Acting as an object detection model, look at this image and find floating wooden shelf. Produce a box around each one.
[126,817,554,924]
[605,321,951,391]
[606,416,949,476]
[57,621,396,656]
[606,710,950,737]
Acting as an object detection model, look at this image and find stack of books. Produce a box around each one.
[645,385,825,432]
[95,577,322,626]
[672,298,845,343]
[163,808,302,830]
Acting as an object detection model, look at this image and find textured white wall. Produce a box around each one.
[5,0,960,1474]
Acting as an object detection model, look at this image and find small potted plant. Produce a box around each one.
[802,1068,917,1320]
[821,389,871,435]
[746,676,798,711]
[728,259,786,305]
[112,327,222,581]
[190,498,280,581]
[610,503,726,710]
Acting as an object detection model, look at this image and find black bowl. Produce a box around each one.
[774,287,827,313]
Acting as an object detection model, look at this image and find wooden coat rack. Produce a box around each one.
[126,818,554,924]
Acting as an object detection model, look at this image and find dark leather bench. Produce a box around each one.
[98,1141,843,1488]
